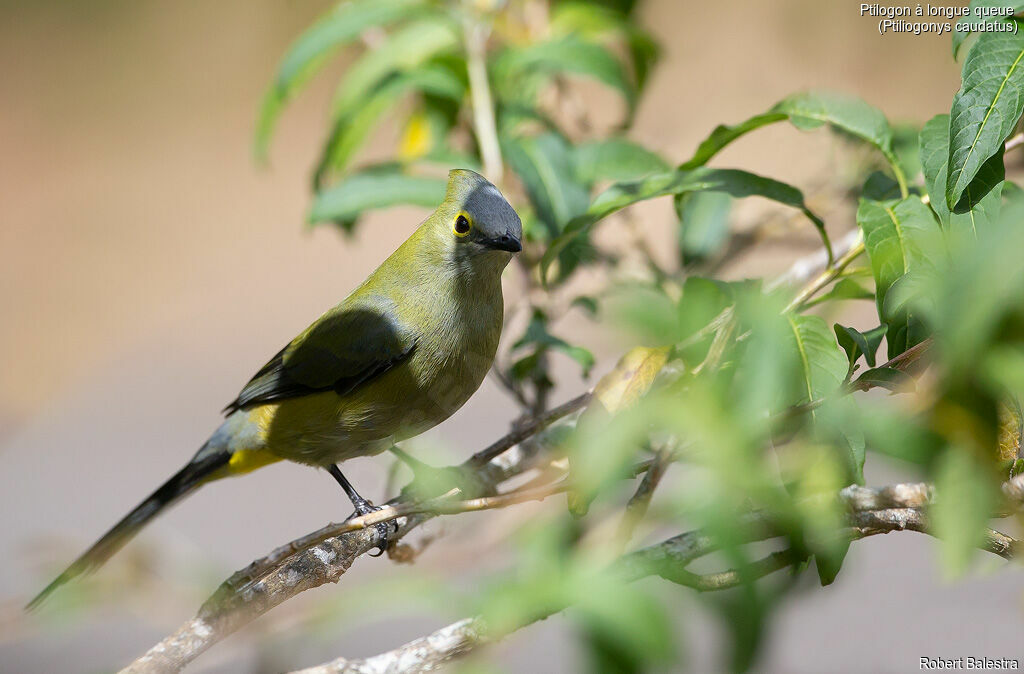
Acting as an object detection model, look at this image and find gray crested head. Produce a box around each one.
[444,169,522,255]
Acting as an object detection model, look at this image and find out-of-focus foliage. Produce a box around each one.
[262,2,1024,671]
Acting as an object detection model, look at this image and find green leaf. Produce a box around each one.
[804,278,874,308]
[834,324,886,368]
[677,191,732,264]
[330,17,459,120]
[513,309,595,377]
[946,32,1024,210]
[891,122,923,182]
[308,167,446,227]
[317,66,464,183]
[784,314,849,409]
[575,583,674,671]
[571,139,668,184]
[549,2,661,91]
[1002,179,1024,204]
[861,171,904,202]
[856,196,940,358]
[932,449,998,577]
[314,65,465,184]
[571,295,599,316]
[542,168,825,281]
[255,0,425,159]
[952,1,1024,58]
[503,132,590,236]
[920,113,1004,233]
[680,91,902,190]
[679,112,788,170]
[493,37,636,118]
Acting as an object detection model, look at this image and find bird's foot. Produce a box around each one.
[347,497,393,557]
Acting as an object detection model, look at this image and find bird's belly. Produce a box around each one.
[236,309,498,467]
[246,363,482,466]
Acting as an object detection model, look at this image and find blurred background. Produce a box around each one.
[1,1,1020,672]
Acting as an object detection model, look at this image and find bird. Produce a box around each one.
[28,168,522,609]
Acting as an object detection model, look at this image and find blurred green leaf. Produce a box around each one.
[891,122,923,181]
[331,17,460,119]
[932,448,998,577]
[918,200,1024,376]
[951,1,1024,57]
[920,114,1004,232]
[255,0,426,159]
[574,583,674,673]
[571,138,669,184]
[315,65,465,184]
[609,284,683,345]
[513,309,595,377]
[493,37,636,118]
[549,1,660,90]
[677,191,732,265]
[856,196,940,358]
[861,170,904,202]
[504,132,590,237]
[805,278,874,308]
[571,295,600,316]
[790,443,851,584]
[946,32,1024,209]
[308,167,446,227]
[543,168,826,282]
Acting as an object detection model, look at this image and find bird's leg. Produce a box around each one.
[327,464,391,557]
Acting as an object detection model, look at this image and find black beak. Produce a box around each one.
[485,233,522,253]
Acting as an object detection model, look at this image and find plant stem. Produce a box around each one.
[462,9,502,183]
[784,234,865,313]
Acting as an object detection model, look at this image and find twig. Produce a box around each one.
[468,391,591,468]
[653,550,796,591]
[615,445,674,547]
[783,233,866,313]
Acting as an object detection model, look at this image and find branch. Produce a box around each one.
[292,617,487,674]
[766,228,863,293]
[293,483,1021,674]
[120,394,588,674]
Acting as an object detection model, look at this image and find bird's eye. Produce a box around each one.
[453,213,471,237]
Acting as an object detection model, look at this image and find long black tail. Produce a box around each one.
[26,449,231,610]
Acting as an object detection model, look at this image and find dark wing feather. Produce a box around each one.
[224,303,417,413]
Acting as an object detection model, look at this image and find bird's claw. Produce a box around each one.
[347,498,393,557]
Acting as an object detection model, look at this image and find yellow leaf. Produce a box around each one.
[592,346,670,415]
[398,112,432,160]
[568,346,670,517]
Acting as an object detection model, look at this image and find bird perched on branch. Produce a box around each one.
[28,169,522,609]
